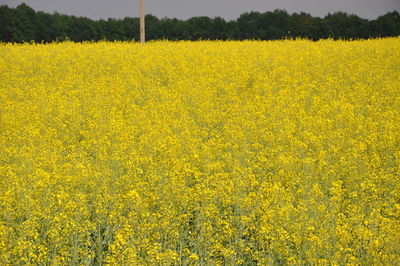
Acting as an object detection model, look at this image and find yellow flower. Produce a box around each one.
[0,38,399,265]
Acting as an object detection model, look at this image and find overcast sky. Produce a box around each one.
[2,0,399,21]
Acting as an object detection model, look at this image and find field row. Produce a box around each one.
[0,39,399,264]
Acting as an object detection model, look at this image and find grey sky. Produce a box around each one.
[1,0,399,21]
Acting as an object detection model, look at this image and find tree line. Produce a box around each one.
[1,3,399,43]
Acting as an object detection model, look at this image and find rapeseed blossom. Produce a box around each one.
[0,38,399,264]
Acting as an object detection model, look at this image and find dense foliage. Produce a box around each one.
[1,3,400,42]
[1,38,399,264]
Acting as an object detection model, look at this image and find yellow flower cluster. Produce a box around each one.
[0,38,399,265]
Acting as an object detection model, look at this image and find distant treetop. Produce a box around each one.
[1,3,399,42]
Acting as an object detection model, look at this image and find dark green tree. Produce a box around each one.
[370,11,400,37]
[0,5,15,42]
[291,12,319,39]
[121,17,139,41]
[145,15,161,40]
[35,11,57,42]
[1,3,399,43]
[12,3,37,42]
[324,12,369,39]
[210,17,230,40]
[185,16,213,40]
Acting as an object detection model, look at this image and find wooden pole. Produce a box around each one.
[140,0,145,44]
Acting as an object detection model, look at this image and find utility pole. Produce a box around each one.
[140,0,145,44]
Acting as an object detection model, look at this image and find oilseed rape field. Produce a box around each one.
[1,38,400,265]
